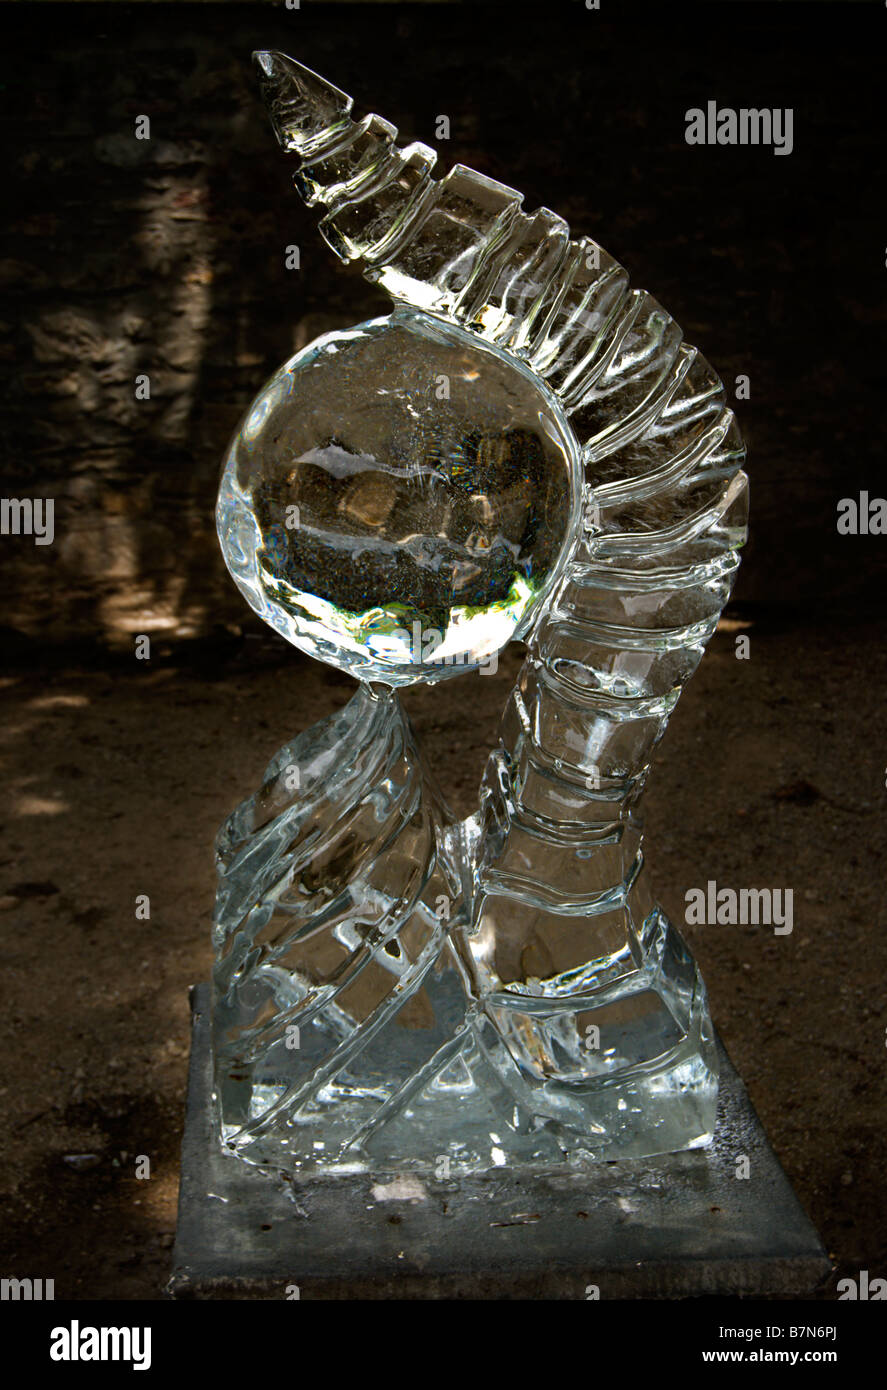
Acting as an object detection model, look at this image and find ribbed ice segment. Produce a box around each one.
[527,242,631,386]
[318,143,439,265]
[294,114,399,208]
[365,165,523,314]
[461,207,571,349]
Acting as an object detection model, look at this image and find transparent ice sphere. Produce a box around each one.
[217,307,581,686]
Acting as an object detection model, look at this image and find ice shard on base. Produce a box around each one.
[212,51,749,1177]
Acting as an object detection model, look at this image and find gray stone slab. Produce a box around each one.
[169,985,830,1299]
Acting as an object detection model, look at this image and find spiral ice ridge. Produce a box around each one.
[212,685,468,1170]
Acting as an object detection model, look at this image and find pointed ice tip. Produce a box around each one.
[252,49,354,156]
[252,50,276,78]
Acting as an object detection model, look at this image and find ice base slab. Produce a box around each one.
[170,986,829,1299]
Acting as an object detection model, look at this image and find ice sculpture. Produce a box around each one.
[212,51,749,1177]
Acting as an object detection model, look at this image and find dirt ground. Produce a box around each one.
[0,603,884,1299]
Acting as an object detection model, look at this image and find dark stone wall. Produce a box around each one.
[1,1,884,650]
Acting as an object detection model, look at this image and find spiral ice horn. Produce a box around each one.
[220,51,749,1167]
[251,53,744,495]
[252,49,529,313]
